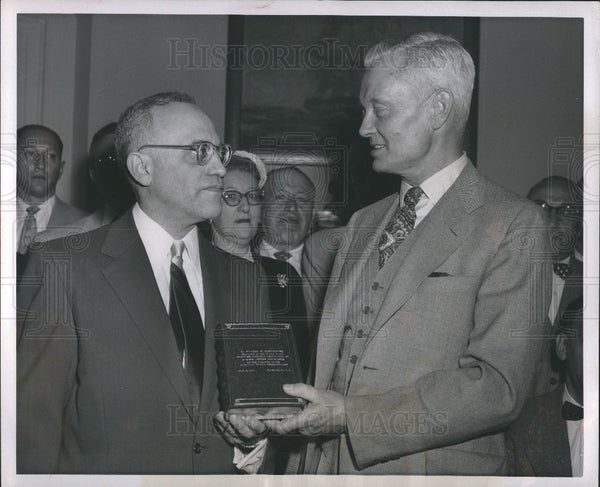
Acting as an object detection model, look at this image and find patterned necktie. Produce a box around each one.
[378,187,424,268]
[274,250,292,262]
[553,262,573,280]
[18,205,40,255]
[169,241,205,390]
[561,401,583,421]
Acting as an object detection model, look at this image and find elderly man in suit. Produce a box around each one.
[507,297,584,476]
[17,92,270,474]
[16,125,88,274]
[261,32,551,475]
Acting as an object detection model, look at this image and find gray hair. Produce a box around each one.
[114,91,195,168]
[364,32,475,133]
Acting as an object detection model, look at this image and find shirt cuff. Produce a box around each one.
[233,438,268,474]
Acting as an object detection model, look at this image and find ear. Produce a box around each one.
[126,152,153,187]
[58,160,65,178]
[555,333,567,361]
[431,89,453,130]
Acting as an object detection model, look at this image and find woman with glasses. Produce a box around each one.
[209,151,309,378]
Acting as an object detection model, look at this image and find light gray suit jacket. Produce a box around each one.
[304,162,552,475]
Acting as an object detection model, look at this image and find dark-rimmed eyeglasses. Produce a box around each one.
[222,189,265,207]
[534,200,582,217]
[137,141,232,166]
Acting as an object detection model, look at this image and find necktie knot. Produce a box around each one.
[404,186,424,209]
[26,205,40,216]
[171,241,185,269]
[561,401,583,421]
[274,250,292,262]
[553,261,572,280]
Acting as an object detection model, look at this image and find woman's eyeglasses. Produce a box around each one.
[222,189,265,207]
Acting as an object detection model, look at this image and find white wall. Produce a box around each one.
[477,18,583,196]
[18,15,78,205]
[18,14,229,209]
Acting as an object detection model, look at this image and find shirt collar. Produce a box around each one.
[260,240,304,262]
[400,153,468,204]
[17,195,56,214]
[563,384,583,409]
[132,203,200,268]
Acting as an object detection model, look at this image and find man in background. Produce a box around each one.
[16,124,88,270]
[528,176,583,394]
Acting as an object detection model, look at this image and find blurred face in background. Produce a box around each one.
[261,168,315,250]
[89,130,135,214]
[17,127,64,203]
[528,177,582,260]
[212,168,263,252]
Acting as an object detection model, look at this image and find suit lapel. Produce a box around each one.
[47,197,68,227]
[100,211,194,416]
[369,163,485,334]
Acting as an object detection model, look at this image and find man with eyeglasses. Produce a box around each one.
[527,176,583,395]
[16,125,89,270]
[17,92,270,474]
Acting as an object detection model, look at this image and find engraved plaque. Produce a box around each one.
[215,323,306,418]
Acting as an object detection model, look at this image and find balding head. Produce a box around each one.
[17,124,65,203]
[261,167,316,250]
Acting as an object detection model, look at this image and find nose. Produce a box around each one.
[359,111,375,138]
[206,152,227,177]
[283,198,299,212]
[32,151,47,170]
[238,196,250,213]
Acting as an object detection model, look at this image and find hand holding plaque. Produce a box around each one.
[214,323,307,420]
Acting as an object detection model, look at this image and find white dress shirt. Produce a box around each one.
[399,153,469,228]
[563,386,583,477]
[132,204,205,324]
[16,195,56,240]
[258,240,304,276]
[133,204,265,471]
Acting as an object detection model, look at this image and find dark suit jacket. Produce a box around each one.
[301,227,347,339]
[258,256,309,378]
[17,210,270,474]
[47,196,90,228]
[506,387,573,476]
[17,197,89,279]
[302,162,552,474]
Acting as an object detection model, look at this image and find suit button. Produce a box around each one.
[372,282,380,290]
[193,443,203,454]
[357,329,364,338]
[350,355,358,364]
[363,306,371,314]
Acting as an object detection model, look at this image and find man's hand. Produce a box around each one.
[213,411,268,450]
[263,383,346,436]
